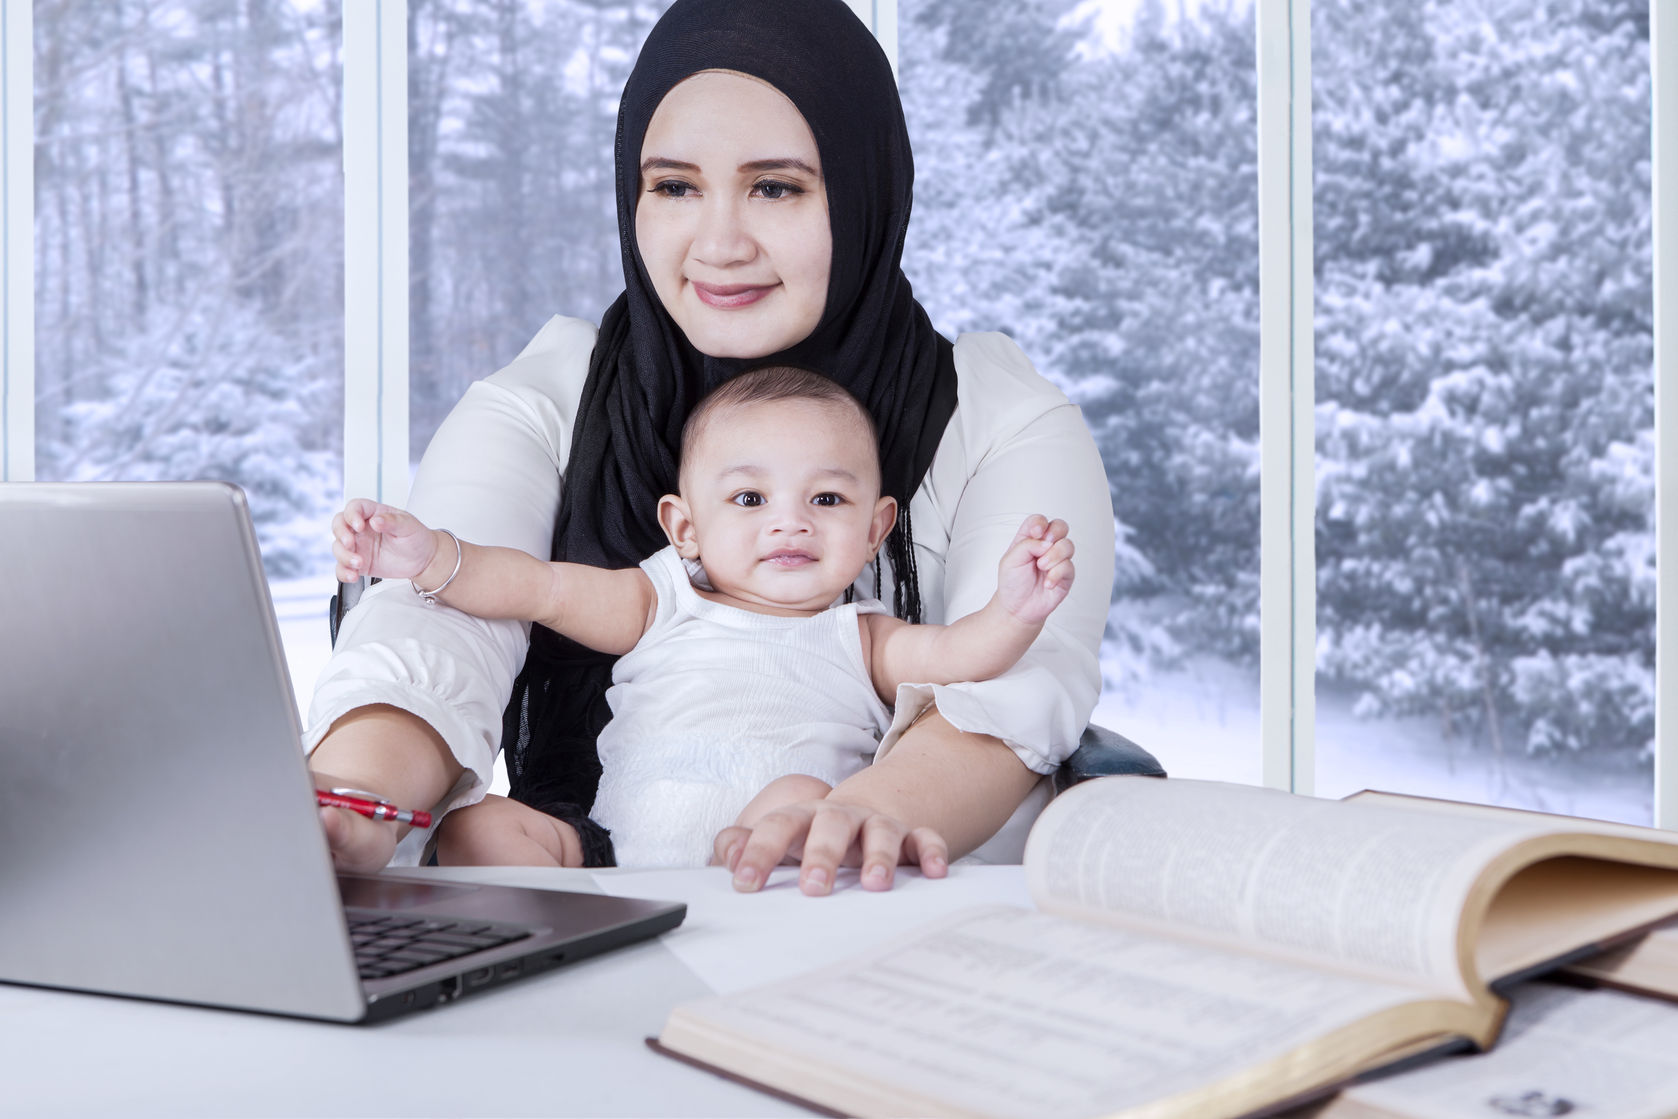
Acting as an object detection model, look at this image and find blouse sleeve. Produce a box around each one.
[302,316,596,859]
[877,332,1115,775]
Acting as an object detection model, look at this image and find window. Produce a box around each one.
[31,0,344,706]
[1312,0,1653,823]
[898,0,1264,784]
[6,0,1672,824]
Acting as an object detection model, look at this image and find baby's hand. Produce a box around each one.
[996,515,1075,625]
[331,498,438,584]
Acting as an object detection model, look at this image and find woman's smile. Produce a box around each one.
[692,280,778,309]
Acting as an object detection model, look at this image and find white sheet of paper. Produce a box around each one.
[593,863,1034,994]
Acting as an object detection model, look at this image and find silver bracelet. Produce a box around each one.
[413,528,463,605]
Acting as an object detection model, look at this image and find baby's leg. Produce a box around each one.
[435,793,583,867]
[732,774,834,829]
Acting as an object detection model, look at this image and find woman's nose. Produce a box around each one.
[692,198,756,267]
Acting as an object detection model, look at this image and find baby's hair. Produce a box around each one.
[680,365,880,469]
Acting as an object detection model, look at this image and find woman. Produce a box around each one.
[307,0,1114,896]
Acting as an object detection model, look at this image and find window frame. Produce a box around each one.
[1653,0,1677,826]
[1256,0,1315,795]
[1,0,28,485]
[343,0,412,508]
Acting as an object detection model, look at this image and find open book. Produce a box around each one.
[651,777,1678,1119]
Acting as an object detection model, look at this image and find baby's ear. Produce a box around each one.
[658,494,701,558]
[869,495,899,555]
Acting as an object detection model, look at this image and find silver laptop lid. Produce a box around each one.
[0,482,366,1020]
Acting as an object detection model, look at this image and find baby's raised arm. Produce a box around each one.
[864,514,1074,699]
[333,498,655,655]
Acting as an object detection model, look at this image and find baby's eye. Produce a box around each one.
[753,179,804,201]
[812,493,845,507]
[648,180,695,199]
[731,491,765,507]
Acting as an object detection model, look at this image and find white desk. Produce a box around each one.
[0,864,1033,1118]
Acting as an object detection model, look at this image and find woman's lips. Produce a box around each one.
[692,281,775,309]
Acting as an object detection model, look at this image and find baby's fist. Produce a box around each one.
[996,515,1076,625]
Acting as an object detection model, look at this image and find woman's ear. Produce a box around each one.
[868,496,899,556]
[658,494,701,558]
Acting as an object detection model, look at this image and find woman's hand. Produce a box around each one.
[314,777,403,873]
[713,709,1040,896]
[712,794,949,897]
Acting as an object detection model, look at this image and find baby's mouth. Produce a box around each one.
[763,550,817,567]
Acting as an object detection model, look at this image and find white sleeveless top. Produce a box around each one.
[591,545,894,867]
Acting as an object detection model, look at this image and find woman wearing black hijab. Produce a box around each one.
[308,0,1115,893]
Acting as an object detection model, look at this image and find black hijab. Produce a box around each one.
[503,0,958,850]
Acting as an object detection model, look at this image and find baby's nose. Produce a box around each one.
[769,507,814,532]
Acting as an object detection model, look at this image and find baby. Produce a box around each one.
[332,365,1075,867]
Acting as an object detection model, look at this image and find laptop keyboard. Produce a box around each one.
[346,911,532,980]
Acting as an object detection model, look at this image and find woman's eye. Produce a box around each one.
[648,180,694,199]
[731,492,764,507]
[812,493,844,507]
[753,179,803,201]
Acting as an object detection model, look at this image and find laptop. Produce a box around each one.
[0,481,684,1023]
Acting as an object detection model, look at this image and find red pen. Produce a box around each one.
[317,788,433,829]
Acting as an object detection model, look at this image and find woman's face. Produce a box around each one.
[635,71,832,359]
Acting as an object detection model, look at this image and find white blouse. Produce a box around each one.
[305,315,1115,864]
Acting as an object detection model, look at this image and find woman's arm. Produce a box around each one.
[310,705,463,872]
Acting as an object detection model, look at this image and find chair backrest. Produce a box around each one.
[1054,723,1167,794]
[327,574,376,647]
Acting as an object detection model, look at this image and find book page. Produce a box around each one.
[1024,780,1556,992]
[1316,982,1678,1119]
[662,906,1475,1119]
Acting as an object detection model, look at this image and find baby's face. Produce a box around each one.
[660,397,896,615]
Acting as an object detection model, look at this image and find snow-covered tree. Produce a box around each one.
[1314,0,1653,762]
[34,0,342,577]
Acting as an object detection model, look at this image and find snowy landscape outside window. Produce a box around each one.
[1311,0,1653,823]
[899,0,1265,785]
[33,0,345,705]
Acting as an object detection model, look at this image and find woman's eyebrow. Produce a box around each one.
[638,157,820,178]
[738,157,820,177]
[640,156,699,175]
